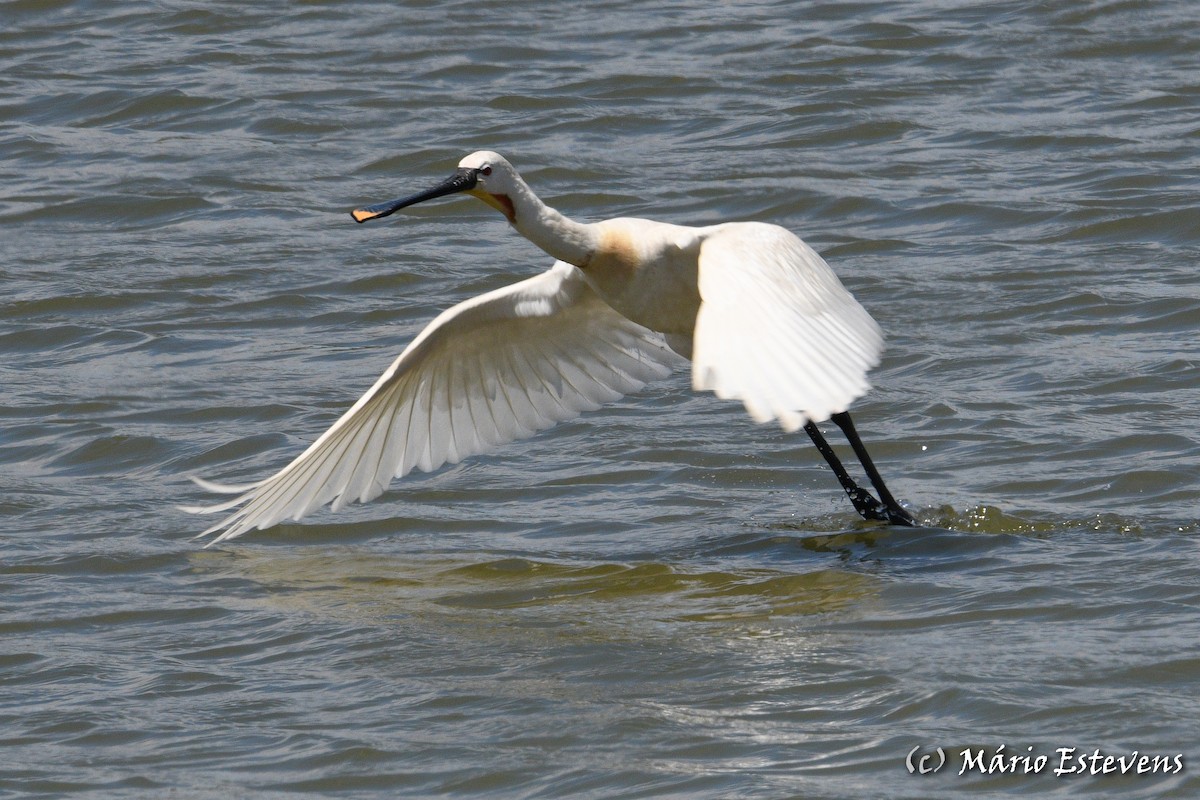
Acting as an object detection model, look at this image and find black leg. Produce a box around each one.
[830,411,916,527]
[804,421,889,522]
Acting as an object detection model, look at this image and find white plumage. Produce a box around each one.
[186,150,912,544]
[692,222,881,431]
[184,262,680,543]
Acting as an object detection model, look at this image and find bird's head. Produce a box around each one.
[351,150,519,224]
[456,151,519,222]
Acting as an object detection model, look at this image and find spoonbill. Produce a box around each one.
[186,151,916,544]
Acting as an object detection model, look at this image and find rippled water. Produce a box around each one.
[3,1,1199,797]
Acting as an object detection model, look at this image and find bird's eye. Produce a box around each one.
[481,166,493,176]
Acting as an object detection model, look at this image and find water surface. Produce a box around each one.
[2,1,1199,797]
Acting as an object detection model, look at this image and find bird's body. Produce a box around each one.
[580,217,702,337]
[186,151,915,544]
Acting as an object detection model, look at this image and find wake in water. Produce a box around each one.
[775,503,1157,540]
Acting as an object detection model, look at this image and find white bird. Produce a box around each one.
[185,151,915,544]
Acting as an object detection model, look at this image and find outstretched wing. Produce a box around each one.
[185,261,681,544]
[691,222,883,432]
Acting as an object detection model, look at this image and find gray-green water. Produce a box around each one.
[3,1,1199,797]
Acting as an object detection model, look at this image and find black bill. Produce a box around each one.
[350,167,480,223]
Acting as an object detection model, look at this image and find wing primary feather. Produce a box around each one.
[237,399,372,534]
[508,340,571,424]
[441,357,464,467]
[417,369,440,473]
[468,344,505,447]
[376,375,414,485]
[189,475,264,495]
[398,376,429,478]
[339,387,392,505]
[493,345,541,437]
[350,380,403,503]
[452,347,486,458]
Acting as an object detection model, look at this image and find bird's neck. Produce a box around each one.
[507,181,597,268]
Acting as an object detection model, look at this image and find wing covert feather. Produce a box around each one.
[692,223,884,432]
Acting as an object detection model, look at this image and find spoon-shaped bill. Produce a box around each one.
[350,167,480,223]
